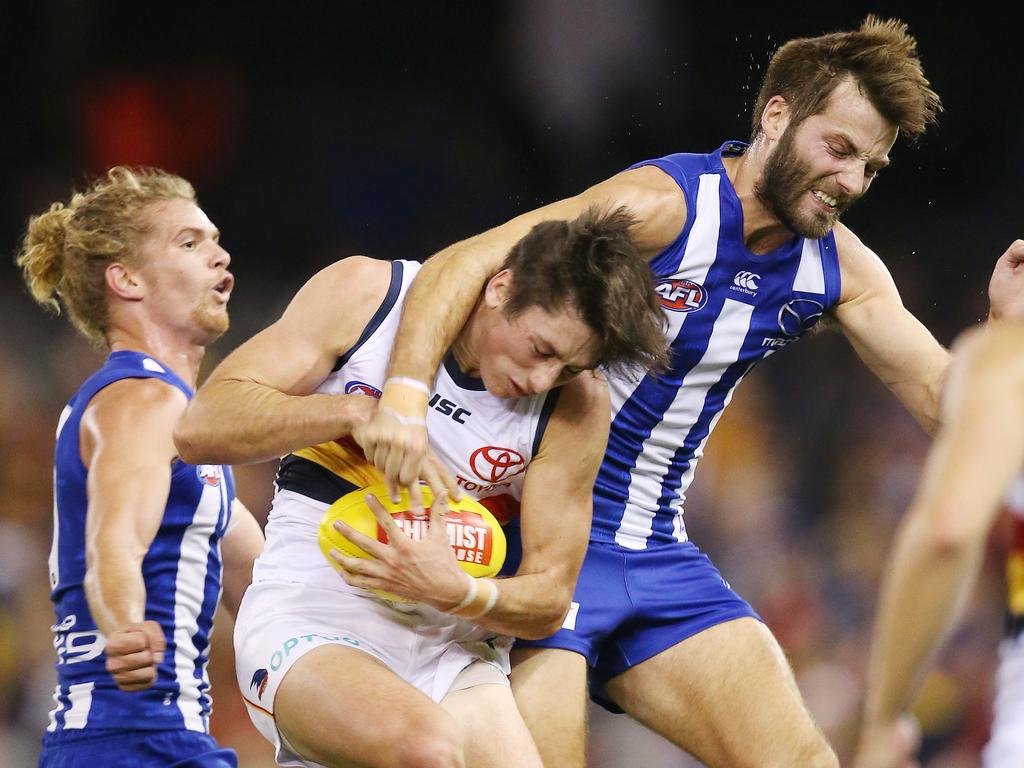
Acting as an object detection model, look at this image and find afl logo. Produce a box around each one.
[196,465,222,487]
[345,380,382,399]
[777,298,825,337]
[655,279,707,313]
[470,446,526,484]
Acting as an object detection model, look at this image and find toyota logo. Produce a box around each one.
[469,446,526,483]
[777,298,825,337]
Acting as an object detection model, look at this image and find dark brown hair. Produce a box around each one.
[500,206,669,375]
[16,166,196,346]
[751,15,941,141]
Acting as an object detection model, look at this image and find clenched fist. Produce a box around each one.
[104,619,166,692]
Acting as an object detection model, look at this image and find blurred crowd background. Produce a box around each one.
[1,3,1021,766]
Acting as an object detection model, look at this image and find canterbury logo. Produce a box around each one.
[733,271,760,291]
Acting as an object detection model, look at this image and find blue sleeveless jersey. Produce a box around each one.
[594,141,840,549]
[43,351,234,742]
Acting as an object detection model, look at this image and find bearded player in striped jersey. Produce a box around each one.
[353,17,1024,768]
[855,321,1024,768]
[17,168,265,767]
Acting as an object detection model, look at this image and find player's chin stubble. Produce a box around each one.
[191,304,230,343]
[756,132,844,240]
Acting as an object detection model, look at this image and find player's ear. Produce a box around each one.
[761,95,791,141]
[483,269,514,309]
[105,262,146,302]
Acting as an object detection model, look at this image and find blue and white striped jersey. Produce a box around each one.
[44,351,234,741]
[593,142,841,549]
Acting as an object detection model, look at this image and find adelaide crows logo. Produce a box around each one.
[345,381,382,399]
[251,668,269,700]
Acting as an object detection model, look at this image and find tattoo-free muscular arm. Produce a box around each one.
[359,165,684,487]
[82,378,185,635]
[832,225,950,435]
[174,256,393,464]
[473,372,610,639]
[387,166,683,385]
[861,324,1024,730]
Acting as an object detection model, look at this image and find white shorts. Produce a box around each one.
[983,631,1024,767]
[234,491,512,766]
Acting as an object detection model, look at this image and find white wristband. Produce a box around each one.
[463,579,500,620]
[480,580,500,616]
[379,405,427,427]
[449,573,478,614]
[385,376,431,396]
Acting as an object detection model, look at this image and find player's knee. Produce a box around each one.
[763,739,837,768]
[729,732,835,768]
[802,741,839,768]
[390,715,464,768]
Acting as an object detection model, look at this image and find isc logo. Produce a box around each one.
[430,394,471,424]
[655,279,707,313]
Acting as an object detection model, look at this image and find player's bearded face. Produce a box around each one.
[756,123,857,239]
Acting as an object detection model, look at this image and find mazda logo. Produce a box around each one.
[777,298,825,337]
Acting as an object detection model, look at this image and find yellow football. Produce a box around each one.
[318,483,507,602]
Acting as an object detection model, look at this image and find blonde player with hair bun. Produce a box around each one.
[21,167,265,768]
[20,167,198,345]
[175,206,668,768]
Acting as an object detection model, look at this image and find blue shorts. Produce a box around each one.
[516,540,760,712]
[39,729,237,768]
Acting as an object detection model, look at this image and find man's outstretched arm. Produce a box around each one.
[82,379,182,692]
[175,256,390,465]
[835,236,1024,437]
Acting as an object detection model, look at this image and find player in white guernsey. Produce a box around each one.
[174,208,668,768]
[353,18,1024,768]
[18,168,265,767]
[855,322,1024,768]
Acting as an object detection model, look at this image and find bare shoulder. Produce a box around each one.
[288,255,394,318]
[81,377,186,463]
[582,165,687,257]
[317,254,394,284]
[278,255,396,344]
[549,371,611,435]
[531,371,610,481]
[87,377,188,423]
[833,223,899,305]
